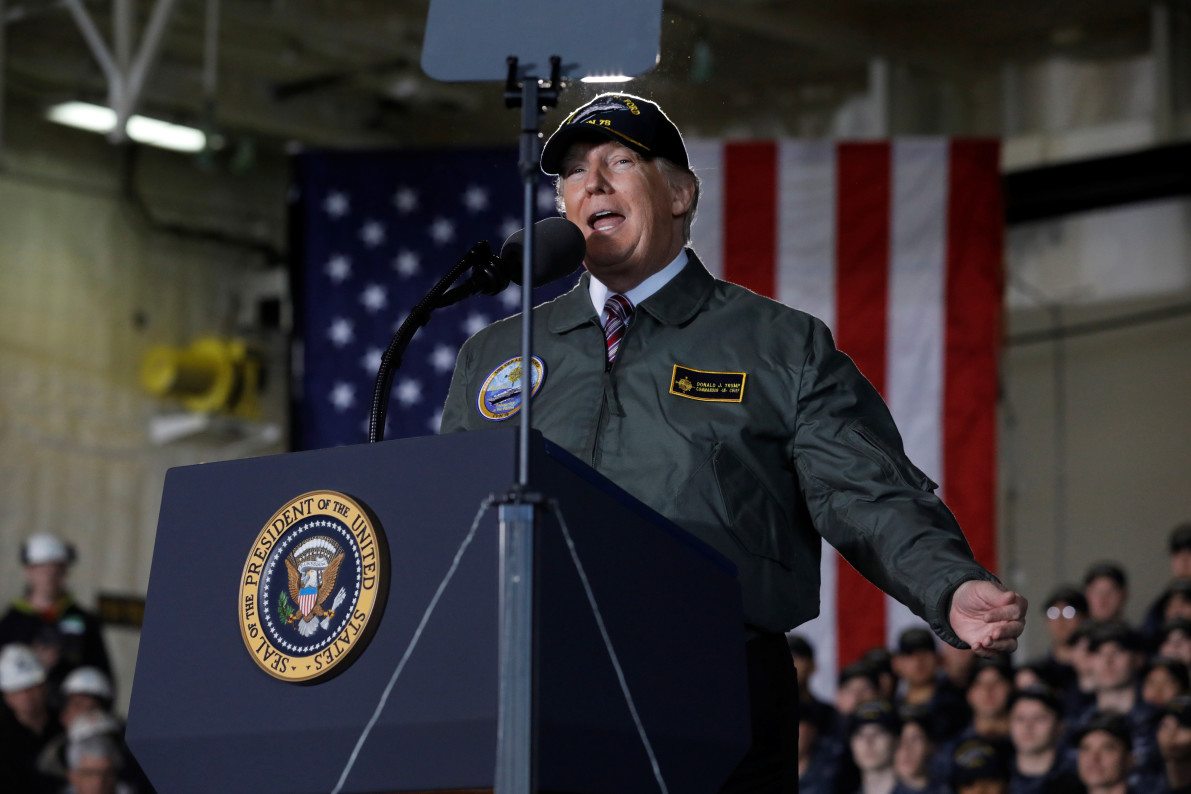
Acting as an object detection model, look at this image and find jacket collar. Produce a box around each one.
[547,248,715,333]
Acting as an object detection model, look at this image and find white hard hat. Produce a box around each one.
[21,532,75,565]
[0,643,47,692]
[62,666,114,701]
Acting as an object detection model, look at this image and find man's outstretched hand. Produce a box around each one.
[949,580,1028,656]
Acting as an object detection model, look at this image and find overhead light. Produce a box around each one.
[580,74,633,84]
[46,101,206,153]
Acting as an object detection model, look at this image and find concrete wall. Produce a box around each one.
[1000,197,1191,659]
[0,109,290,712]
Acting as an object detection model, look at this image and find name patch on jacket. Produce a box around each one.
[669,364,746,403]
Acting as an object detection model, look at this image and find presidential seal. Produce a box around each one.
[238,491,388,683]
[476,355,546,421]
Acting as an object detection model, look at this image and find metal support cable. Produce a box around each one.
[330,499,492,794]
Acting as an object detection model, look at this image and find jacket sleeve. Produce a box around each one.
[439,337,476,433]
[789,317,998,647]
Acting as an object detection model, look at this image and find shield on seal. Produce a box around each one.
[298,582,317,617]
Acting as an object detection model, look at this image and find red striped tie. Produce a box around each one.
[603,293,634,369]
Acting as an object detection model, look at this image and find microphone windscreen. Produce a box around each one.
[500,217,585,287]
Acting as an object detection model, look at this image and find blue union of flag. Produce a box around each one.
[298,585,317,617]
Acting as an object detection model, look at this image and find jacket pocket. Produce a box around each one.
[845,420,938,492]
[710,443,795,568]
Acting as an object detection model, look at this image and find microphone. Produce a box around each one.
[368,217,584,443]
[498,216,586,287]
[436,218,585,307]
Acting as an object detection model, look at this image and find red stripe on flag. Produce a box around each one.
[723,142,778,297]
[834,142,892,666]
[943,141,1002,571]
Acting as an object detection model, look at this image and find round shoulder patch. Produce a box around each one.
[476,355,546,421]
[238,491,388,684]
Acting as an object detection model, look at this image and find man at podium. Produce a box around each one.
[441,92,1026,792]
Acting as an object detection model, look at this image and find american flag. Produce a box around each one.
[293,139,1003,700]
[686,139,1002,699]
[292,149,573,449]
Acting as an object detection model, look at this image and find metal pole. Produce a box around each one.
[495,71,541,794]
[0,0,6,164]
[64,0,121,88]
[516,77,539,488]
[495,502,535,794]
[113,0,132,74]
[1153,2,1174,144]
[117,0,179,135]
[202,0,220,100]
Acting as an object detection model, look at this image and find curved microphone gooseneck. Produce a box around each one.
[365,217,585,444]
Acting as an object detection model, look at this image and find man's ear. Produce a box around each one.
[670,172,695,218]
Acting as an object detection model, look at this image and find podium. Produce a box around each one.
[126,428,750,793]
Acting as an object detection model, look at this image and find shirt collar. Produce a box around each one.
[588,249,689,322]
[549,248,715,333]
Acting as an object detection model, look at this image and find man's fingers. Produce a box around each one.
[973,636,1018,656]
[970,620,1025,654]
[977,601,1026,624]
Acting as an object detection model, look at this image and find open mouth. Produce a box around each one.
[587,209,625,232]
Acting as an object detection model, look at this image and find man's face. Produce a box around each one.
[24,562,67,598]
[1014,668,1042,691]
[940,644,975,685]
[1143,666,1185,709]
[61,692,103,728]
[1044,600,1083,647]
[893,649,937,687]
[1158,714,1191,762]
[957,782,1008,794]
[967,668,1012,719]
[1162,629,1191,664]
[1093,641,1140,692]
[836,677,878,715]
[68,754,119,794]
[1085,576,1125,622]
[850,723,896,772]
[894,722,932,779]
[1009,698,1060,755]
[791,654,814,691]
[797,719,818,759]
[558,141,691,291]
[2,683,47,726]
[1070,636,1096,683]
[1166,594,1191,622]
[1171,551,1191,580]
[1078,731,1130,788]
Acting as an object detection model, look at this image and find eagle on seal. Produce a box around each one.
[285,550,344,637]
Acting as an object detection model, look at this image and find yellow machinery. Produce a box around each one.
[139,337,261,417]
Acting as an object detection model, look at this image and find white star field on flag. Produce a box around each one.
[393,187,418,213]
[359,283,388,313]
[325,254,351,283]
[323,191,350,218]
[393,250,420,278]
[428,217,455,245]
[327,318,354,347]
[359,220,386,247]
[462,185,489,213]
[296,149,576,448]
[429,343,457,373]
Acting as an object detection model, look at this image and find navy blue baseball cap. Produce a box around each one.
[540,93,689,176]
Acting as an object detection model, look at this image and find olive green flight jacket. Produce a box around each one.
[441,252,996,644]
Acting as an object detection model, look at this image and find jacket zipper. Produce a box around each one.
[591,315,638,468]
